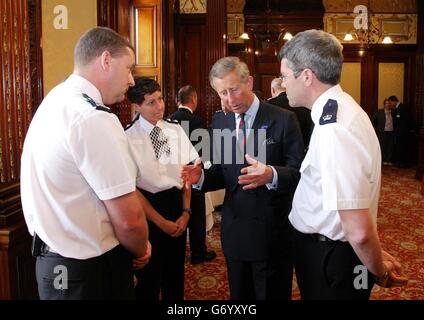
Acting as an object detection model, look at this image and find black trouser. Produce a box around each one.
[393,133,409,166]
[188,189,207,259]
[379,131,394,163]
[293,228,374,300]
[36,245,134,300]
[135,187,186,300]
[226,224,293,300]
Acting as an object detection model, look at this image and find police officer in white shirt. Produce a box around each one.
[125,77,199,300]
[278,29,408,299]
[20,27,150,299]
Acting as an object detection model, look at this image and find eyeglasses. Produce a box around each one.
[279,69,303,82]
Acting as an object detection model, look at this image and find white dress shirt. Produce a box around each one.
[289,85,381,241]
[20,74,137,259]
[125,115,199,193]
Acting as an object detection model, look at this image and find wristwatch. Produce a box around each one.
[182,208,192,215]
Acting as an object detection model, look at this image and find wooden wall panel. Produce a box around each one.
[0,0,41,299]
[415,0,424,179]
[136,7,156,66]
[173,0,226,127]
[133,0,162,85]
[204,0,227,126]
[162,0,177,117]
[0,0,32,186]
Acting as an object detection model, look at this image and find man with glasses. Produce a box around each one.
[279,29,407,300]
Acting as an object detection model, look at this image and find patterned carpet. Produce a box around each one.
[184,166,424,300]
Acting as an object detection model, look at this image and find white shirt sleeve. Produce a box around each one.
[68,112,136,200]
[319,124,372,211]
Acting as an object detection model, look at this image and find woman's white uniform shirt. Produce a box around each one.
[125,114,199,193]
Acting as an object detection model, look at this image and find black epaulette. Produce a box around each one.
[165,118,179,124]
[125,113,140,131]
[82,93,111,113]
[319,99,338,125]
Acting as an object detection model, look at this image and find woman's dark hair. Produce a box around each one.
[127,77,161,105]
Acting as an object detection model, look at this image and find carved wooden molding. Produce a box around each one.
[323,0,417,13]
[227,13,245,44]
[227,0,245,13]
[324,13,417,44]
[0,183,22,228]
[180,0,207,14]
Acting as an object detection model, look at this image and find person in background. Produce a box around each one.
[182,56,304,300]
[168,85,217,265]
[20,27,150,300]
[125,77,199,300]
[387,95,411,168]
[279,29,408,300]
[372,98,395,165]
[268,77,313,151]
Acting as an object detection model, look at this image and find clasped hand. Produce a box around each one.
[132,240,152,270]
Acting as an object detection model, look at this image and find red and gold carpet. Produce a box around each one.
[184,166,424,300]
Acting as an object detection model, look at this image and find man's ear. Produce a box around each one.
[303,69,314,86]
[247,76,254,90]
[132,102,141,113]
[100,50,112,71]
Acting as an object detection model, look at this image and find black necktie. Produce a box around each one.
[150,126,171,159]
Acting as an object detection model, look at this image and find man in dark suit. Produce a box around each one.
[168,85,217,264]
[268,77,313,150]
[372,98,395,165]
[388,96,410,167]
[182,57,304,300]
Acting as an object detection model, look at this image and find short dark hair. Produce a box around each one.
[74,27,134,68]
[127,76,161,105]
[177,85,197,105]
[387,96,399,102]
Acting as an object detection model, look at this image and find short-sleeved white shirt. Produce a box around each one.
[125,115,199,193]
[20,74,137,259]
[289,85,381,241]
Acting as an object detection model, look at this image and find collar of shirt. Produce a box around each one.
[310,85,343,125]
[67,74,104,106]
[179,105,193,114]
[136,114,164,135]
[235,94,260,130]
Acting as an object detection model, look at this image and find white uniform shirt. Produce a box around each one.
[289,85,381,241]
[20,74,137,259]
[125,115,199,193]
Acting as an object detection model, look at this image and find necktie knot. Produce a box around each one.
[150,126,171,159]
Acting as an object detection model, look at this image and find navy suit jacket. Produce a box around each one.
[168,107,205,157]
[268,92,313,148]
[202,101,304,261]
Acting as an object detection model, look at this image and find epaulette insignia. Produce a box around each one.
[165,118,179,124]
[82,93,111,113]
[319,99,338,125]
[125,113,140,131]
